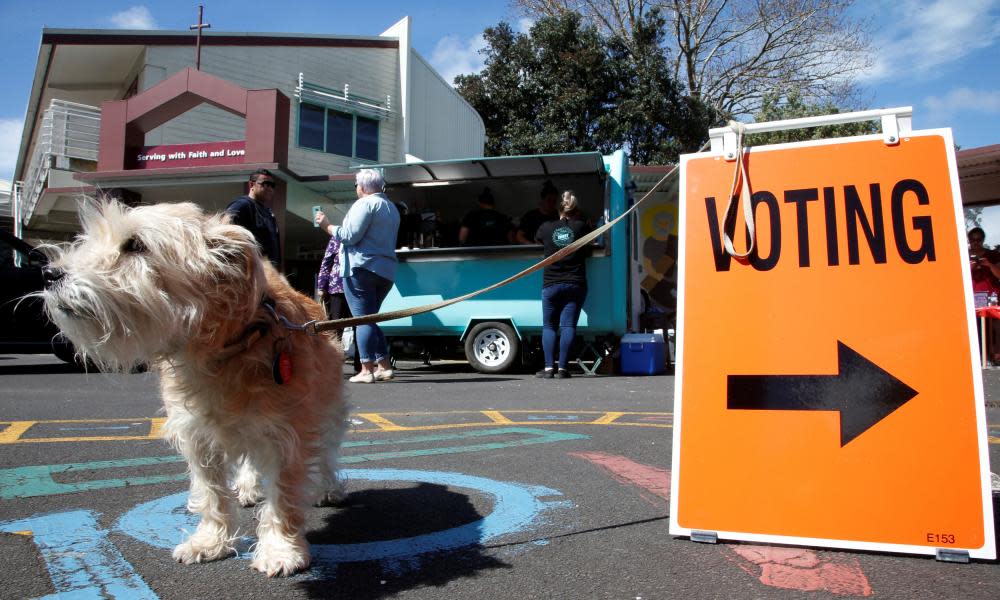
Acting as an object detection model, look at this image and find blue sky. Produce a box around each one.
[1,0,998,182]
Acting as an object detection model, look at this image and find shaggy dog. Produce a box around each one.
[40,200,347,577]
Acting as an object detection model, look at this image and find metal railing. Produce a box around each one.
[294,73,393,120]
[16,99,101,225]
[0,183,11,220]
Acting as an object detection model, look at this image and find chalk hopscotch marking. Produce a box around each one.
[1,470,570,598]
[0,428,588,500]
[0,510,157,599]
[116,468,571,565]
[1,429,582,598]
[0,412,677,444]
[573,452,872,596]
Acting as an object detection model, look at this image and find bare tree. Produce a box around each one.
[513,0,873,117]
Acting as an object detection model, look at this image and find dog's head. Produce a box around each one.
[41,199,265,371]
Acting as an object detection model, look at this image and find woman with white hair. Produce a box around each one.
[316,169,401,382]
[533,190,592,379]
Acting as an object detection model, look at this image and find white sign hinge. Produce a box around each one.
[723,130,739,161]
[882,112,912,146]
[882,114,900,146]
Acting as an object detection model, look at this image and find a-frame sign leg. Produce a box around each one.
[690,531,719,544]
[935,549,971,563]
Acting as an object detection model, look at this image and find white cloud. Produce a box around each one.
[0,118,24,182]
[516,18,535,34]
[924,87,1000,123]
[861,0,1000,82]
[429,34,487,86]
[109,6,158,30]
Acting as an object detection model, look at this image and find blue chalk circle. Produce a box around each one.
[116,468,569,564]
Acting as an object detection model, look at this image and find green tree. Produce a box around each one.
[605,10,719,164]
[744,91,878,146]
[515,0,873,118]
[965,206,984,232]
[454,23,538,156]
[456,13,717,163]
[456,15,617,156]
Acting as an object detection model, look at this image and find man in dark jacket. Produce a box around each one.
[225,169,282,269]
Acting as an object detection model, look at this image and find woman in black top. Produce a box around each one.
[534,191,592,379]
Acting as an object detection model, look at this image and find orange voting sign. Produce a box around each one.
[669,127,996,559]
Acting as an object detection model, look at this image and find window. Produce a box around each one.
[299,103,326,151]
[355,116,379,161]
[326,110,353,157]
[297,102,379,161]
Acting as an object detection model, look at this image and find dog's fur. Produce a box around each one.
[40,200,347,577]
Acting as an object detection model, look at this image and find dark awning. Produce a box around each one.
[356,151,607,185]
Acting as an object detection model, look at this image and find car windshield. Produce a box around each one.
[0,234,36,269]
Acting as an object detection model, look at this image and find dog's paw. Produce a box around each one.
[314,484,347,507]
[172,536,234,564]
[233,461,264,507]
[237,487,264,507]
[251,538,310,577]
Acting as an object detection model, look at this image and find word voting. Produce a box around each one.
[705,178,937,272]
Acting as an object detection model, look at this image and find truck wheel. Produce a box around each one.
[464,322,519,373]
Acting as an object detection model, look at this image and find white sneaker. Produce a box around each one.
[374,368,394,381]
[349,372,375,383]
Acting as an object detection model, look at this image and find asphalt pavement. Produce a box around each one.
[0,354,998,599]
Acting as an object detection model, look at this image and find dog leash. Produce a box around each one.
[295,142,711,335]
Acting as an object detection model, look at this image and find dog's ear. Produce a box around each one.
[76,194,128,236]
[203,216,263,279]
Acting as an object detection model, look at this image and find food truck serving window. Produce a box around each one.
[357,153,609,253]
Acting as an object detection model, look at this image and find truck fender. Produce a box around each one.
[460,318,522,342]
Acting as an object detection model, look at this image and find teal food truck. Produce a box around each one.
[359,150,639,373]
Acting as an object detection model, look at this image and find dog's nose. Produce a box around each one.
[42,266,65,287]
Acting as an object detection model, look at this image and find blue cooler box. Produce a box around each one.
[620,333,666,375]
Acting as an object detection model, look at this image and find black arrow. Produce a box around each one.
[727,341,918,447]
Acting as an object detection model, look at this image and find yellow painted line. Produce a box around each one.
[0,421,35,444]
[482,411,514,424]
[352,422,507,433]
[591,412,625,425]
[19,436,167,444]
[356,413,405,431]
[991,436,1000,444]
[13,531,32,536]
[370,410,670,416]
[0,418,169,444]
[350,420,672,432]
[3,418,150,424]
[148,418,167,439]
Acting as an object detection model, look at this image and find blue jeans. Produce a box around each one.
[343,268,393,363]
[541,282,587,369]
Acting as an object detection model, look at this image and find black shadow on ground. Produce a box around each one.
[992,493,1000,563]
[298,483,510,599]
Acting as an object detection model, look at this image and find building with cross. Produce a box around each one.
[11,17,484,291]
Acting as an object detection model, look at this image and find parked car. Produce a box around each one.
[0,230,79,363]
